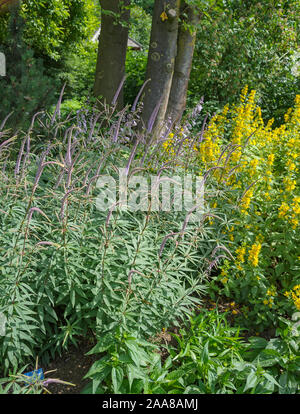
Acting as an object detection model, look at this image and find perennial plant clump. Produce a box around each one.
[163,87,300,330]
[0,99,233,374]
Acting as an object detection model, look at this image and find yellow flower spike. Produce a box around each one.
[248,243,262,267]
[240,189,254,214]
[294,285,300,291]
[240,85,249,103]
[267,153,275,165]
[287,160,296,171]
[278,202,290,218]
[236,246,246,263]
[293,204,300,215]
[290,218,298,229]
[284,178,296,193]
[264,192,271,200]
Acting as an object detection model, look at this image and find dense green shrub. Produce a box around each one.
[188,0,300,124]
[0,102,233,374]
[0,1,100,112]
[0,0,99,61]
[0,11,60,130]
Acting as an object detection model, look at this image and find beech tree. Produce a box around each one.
[166,1,201,126]
[93,0,203,130]
[140,0,181,131]
[93,0,131,109]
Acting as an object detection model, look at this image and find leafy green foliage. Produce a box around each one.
[189,0,300,123]
[124,51,148,106]
[84,310,300,394]
[0,102,229,375]
[0,0,99,61]
[124,5,151,105]
[0,0,100,108]
[0,11,59,130]
[82,328,161,394]
[61,41,98,100]
[132,0,154,15]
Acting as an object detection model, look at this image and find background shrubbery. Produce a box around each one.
[1,1,299,129]
[188,0,300,123]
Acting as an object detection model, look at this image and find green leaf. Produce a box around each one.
[263,372,281,388]
[201,341,209,364]
[248,337,268,349]
[84,356,110,379]
[279,372,298,394]
[127,364,147,391]
[111,366,124,394]
[86,336,114,355]
[166,364,193,381]
[243,370,258,392]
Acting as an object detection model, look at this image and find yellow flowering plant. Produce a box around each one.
[208,90,299,330]
[162,88,300,331]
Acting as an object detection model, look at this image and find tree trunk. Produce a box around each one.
[93,0,130,109]
[166,2,200,126]
[141,0,181,134]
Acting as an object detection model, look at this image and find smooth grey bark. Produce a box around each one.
[93,0,130,109]
[166,2,201,126]
[141,0,181,134]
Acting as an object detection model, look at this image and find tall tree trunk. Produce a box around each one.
[141,0,181,134]
[93,0,130,109]
[166,2,200,126]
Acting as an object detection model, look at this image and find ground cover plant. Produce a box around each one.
[83,309,300,394]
